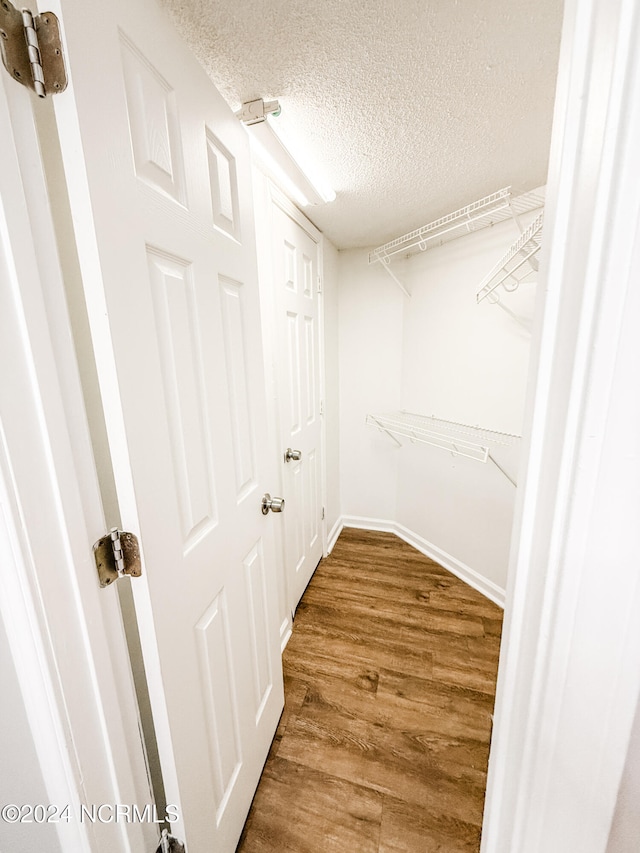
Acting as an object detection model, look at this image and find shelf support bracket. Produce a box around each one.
[369,416,403,447]
[492,298,530,332]
[488,452,517,487]
[509,201,524,234]
[376,258,411,298]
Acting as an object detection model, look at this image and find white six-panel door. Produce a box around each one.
[272,204,324,610]
[49,0,284,849]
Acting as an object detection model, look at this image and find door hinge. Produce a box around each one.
[0,1,67,98]
[322,507,325,520]
[319,399,324,415]
[93,528,142,588]
[317,276,322,293]
[157,828,185,853]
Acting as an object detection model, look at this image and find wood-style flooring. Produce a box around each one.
[236,528,503,853]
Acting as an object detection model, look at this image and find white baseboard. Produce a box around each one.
[340,515,505,608]
[326,517,344,555]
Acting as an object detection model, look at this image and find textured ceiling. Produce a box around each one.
[160,0,564,250]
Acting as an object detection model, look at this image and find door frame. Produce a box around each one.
[481,0,640,849]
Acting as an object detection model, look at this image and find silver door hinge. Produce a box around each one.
[93,528,142,588]
[317,276,322,293]
[322,507,325,520]
[319,399,324,415]
[0,0,67,98]
[157,828,185,853]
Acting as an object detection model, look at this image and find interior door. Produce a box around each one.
[49,1,284,850]
[273,204,324,609]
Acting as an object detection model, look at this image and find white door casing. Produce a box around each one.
[481,0,640,850]
[272,199,324,611]
[0,66,154,852]
[48,0,285,850]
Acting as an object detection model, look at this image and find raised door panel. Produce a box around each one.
[195,592,242,820]
[305,447,320,554]
[289,460,305,576]
[206,130,240,240]
[219,278,257,502]
[304,314,317,426]
[147,248,218,550]
[285,311,302,438]
[242,541,275,722]
[120,33,186,204]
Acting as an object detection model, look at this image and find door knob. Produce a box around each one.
[284,448,302,462]
[262,493,285,514]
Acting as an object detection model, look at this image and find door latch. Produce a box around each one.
[261,493,285,514]
[284,447,302,462]
[93,528,142,588]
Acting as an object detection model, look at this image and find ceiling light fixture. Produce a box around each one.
[236,98,336,207]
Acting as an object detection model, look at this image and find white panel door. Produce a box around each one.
[49,1,284,850]
[273,205,324,609]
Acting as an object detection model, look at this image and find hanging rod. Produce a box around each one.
[477,211,544,304]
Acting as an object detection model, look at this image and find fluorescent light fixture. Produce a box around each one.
[245,114,336,207]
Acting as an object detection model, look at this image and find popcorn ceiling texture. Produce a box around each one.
[160,0,563,250]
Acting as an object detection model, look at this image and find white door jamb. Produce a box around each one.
[481,0,640,850]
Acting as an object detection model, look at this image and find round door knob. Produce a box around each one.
[262,493,285,514]
[285,448,302,462]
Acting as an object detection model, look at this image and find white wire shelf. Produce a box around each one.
[365,411,521,463]
[369,188,510,265]
[368,187,545,266]
[477,211,544,304]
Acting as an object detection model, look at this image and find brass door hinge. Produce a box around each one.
[0,0,67,97]
[93,528,142,588]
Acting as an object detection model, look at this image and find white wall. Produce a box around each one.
[338,249,404,522]
[399,223,535,432]
[396,218,535,590]
[338,215,537,595]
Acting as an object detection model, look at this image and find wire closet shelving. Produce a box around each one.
[369,186,545,298]
[476,210,544,304]
[365,411,521,485]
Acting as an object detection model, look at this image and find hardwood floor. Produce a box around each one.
[236,528,503,852]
